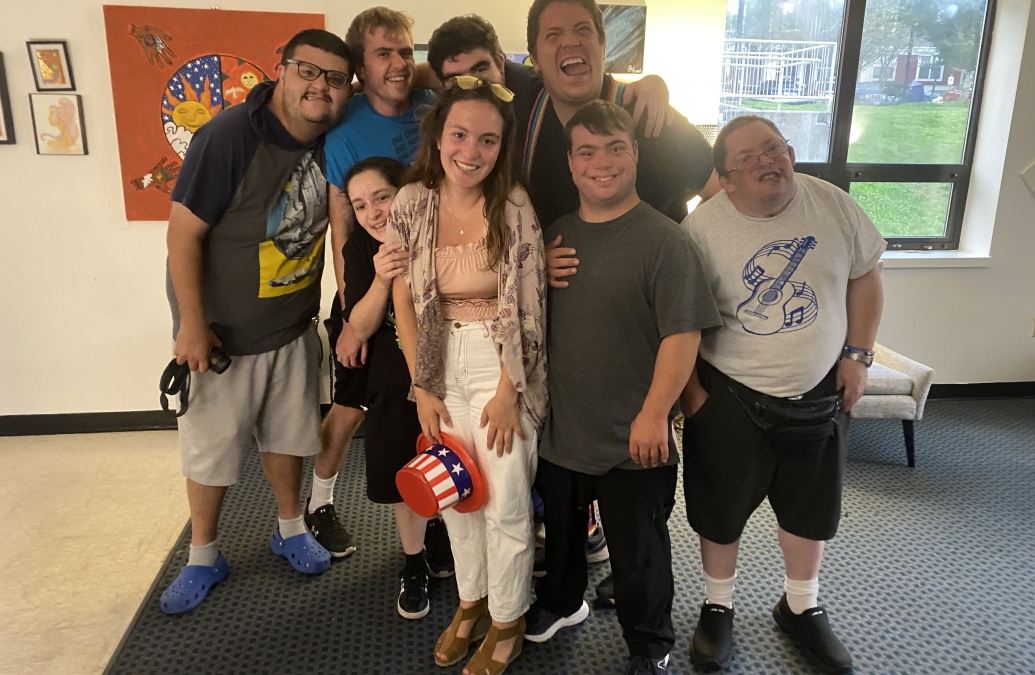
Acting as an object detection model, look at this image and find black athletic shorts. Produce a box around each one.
[363,394,422,504]
[325,313,369,410]
[682,359,849,544]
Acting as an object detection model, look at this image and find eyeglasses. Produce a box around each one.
[451,75,515,103]
[284,59,351,90]
[727,138,790,174]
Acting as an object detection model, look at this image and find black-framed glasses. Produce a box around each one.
[728,138,790,174]
[284,59,351,89]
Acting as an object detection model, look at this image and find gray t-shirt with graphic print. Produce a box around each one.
[681,173,886,398]
[541,201,722,476]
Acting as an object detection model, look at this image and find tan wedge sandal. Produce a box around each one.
[463,616,526,675]
[435,597,491,667]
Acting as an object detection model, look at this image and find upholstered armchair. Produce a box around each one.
[851,343,936,467]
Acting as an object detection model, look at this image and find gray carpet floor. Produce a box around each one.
[104,399,1035,675]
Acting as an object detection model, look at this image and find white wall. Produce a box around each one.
[0,0,1032,416]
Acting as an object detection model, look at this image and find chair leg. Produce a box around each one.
[902,420,916,468]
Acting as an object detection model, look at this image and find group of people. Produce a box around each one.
[162,2,885,675]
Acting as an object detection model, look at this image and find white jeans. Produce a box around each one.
[439,321,538,623]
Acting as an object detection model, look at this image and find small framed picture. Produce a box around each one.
[29,93,87,155]
[0,53,14,144]
[26,40,75,91]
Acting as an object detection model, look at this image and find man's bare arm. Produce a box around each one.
[328,183,351,305]
[167,202,220,372]
[630,331,702,467]
[839,265,884,411]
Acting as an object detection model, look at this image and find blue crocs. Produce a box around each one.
[271,529,331,574]
[160,552,229,614]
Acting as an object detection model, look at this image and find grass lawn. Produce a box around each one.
[849,182,953,238]
[845,103,970,237]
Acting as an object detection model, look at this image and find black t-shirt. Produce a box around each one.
[341,228,411,399]
[168,81,328,355]
[503,64,715,229]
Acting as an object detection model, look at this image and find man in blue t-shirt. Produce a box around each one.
[304,8,450,590]
[161,29,352,614]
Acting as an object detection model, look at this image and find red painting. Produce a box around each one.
[103,6,324,221]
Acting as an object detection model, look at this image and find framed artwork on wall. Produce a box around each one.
[29,93,87,155]
[26,40,76,91]
[601,5,647,75]
[0,53,14,144]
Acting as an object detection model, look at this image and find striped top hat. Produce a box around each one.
[396,433,487,518]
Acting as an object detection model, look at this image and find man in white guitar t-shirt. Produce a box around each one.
[679,115,885,675]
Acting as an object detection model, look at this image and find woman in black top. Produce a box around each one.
[340,157,437,621]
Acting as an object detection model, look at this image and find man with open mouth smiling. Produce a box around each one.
[522,0,719,233]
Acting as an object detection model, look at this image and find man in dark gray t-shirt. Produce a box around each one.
[525,101,720,675]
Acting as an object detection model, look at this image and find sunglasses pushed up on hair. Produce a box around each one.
[450,75,515,103]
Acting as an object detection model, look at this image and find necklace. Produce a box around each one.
[442,191,483,235]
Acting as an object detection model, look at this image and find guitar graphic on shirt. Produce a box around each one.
[736,236,818,336]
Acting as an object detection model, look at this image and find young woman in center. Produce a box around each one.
[388,78,547,675]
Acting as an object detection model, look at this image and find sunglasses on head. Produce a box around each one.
[451,75,515,103]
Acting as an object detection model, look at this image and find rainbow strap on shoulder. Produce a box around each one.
[522,78,626,178]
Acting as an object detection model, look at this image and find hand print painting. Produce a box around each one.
[103,5,323,220]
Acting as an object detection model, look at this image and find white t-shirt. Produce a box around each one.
[681,173,886,397]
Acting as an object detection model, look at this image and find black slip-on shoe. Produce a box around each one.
[773,595,852,674]
[689,603,734,672]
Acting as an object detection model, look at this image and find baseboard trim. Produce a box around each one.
[0,411,178,436]
[929,381,1035,399]
[1,404,356,437]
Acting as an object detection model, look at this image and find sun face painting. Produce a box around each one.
[103,6,324,220]
[161,55,268,160]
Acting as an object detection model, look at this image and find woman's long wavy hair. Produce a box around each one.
[405,81,520,270]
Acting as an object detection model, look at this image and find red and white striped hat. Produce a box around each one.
[396,433,487,518]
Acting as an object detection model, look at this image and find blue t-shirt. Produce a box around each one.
[324,88,436,188]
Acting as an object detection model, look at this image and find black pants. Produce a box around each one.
[535,458,678,659]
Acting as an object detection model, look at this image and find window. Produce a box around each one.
[719,0,996,250]
[916,54,944,81]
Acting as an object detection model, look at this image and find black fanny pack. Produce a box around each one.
[725,377,842,446]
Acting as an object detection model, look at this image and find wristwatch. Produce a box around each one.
[841,345,874,367]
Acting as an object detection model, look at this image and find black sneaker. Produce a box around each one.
[304,499,356,558]
[397,567,430,619]
[533,545,547,578]
[424,517,455,578]
[625,653,671,674]
[690,603,734,672]
[772,595,852,674]
[523,600,590,643]
[593,572,616,609]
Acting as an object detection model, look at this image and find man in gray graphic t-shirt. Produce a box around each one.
[679,114,885,675]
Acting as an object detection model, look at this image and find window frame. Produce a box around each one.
[793,0,997,250]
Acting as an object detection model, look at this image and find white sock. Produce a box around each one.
[785,576,820,614]
[187,540,219,567]
[279,515,308,539]
[309,471,338,512]
[703,570,736,608]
